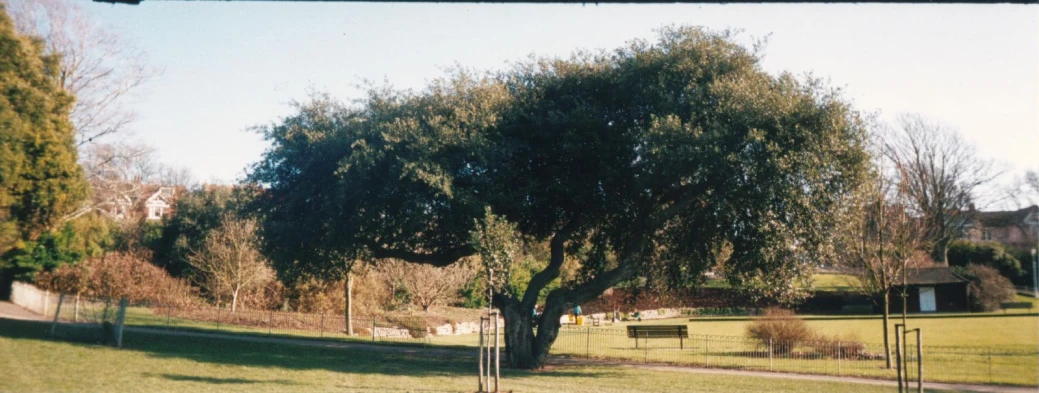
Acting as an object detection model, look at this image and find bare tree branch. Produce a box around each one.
[5,0,159,146]
[882,113,999,263]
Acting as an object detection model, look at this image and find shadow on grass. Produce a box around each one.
[0,317,614,382]
[141,373,302,385]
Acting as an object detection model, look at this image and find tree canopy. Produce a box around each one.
[248,27,871,369]
[0,4,87,271]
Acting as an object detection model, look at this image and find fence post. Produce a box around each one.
[43,290,49,316]
[114,298,128,348]
[837,341,842,376]
[705,335,710,367]
[916,330,922,393]
[768,337,773,371]
[586,327,591,359]
[643,332,648,363]
[216,306,221,330]
[268,309,273,336]
[987,347,992,384]
[74,294,80,323]
[49,293,66,336]
[320,313,325,338]
[371,317,376,342]
[166,303,172,329]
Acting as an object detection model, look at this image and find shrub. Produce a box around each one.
[807,333,866,359]
[955,264,1017,312]
[746,308,815,355]
[948,240,1025,282]
[35,252,196,306]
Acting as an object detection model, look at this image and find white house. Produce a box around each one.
[144,187,176,221]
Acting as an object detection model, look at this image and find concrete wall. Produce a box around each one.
[10,281,59,317]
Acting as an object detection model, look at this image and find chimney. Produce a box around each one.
[968,203,976,212]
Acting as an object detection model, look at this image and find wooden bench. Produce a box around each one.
[1000,302,1034,313]
[626,325,689,349]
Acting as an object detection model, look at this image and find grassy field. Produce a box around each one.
[0,318,964,393]
[57,296,1039,386]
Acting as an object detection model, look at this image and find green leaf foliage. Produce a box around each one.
[152,185,251,277]
[948,239,1025,282]
[248,27,871,368]
[0,5,87,270]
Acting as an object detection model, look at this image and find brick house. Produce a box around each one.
[960,205,1039,252]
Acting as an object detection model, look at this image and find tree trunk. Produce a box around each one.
[882,290,891,368]
[931,237,950,265]
[345,272,354,336]
[496,291,572,369]
[231,288,239,313]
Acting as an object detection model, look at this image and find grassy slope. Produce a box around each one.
[0,319,952,393]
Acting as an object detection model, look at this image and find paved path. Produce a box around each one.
[0,300,48,321]
[0,301,1032,393]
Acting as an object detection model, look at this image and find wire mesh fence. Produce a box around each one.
[550,325,1038,387]
[47,294,437,346]
[37,291,1038,387]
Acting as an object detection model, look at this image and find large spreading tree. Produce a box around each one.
[248,27,870,369]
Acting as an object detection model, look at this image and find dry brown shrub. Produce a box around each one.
[746,308,816,355]
[36,252,196,306]
[807,333,867,359]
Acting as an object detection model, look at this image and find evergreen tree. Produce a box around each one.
[0,4,87,282]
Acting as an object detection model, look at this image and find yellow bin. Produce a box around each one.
[576,316,584,326]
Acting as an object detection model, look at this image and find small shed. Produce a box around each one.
[890,267,969,313]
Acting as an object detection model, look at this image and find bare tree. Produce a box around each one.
[883,114,998,264]
[378,259,474,312]
[158,165,195,189]
[5,0,158,146]
[63,142,159,221]
[837,172,928,369]
[188,215,273,312]
[1027,170,1039,196]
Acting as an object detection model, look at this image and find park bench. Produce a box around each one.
[1000,302,1034,313]
[626,325,688,349]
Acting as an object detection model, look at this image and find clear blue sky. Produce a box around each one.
[82,3,1038,205]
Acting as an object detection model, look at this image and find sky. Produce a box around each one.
[79,3,1038,206]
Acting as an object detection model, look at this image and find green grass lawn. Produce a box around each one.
[55,297,1038,386]
[0,318,962,393]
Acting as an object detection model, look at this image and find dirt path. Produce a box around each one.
[0,301,1031,393]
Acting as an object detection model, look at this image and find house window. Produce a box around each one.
[982,229,992,241]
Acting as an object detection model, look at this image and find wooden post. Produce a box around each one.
[372,317,376,342]
[268,309,273,336]
[73,294,80,323]
[216,306,222,330]
[478,317,484,392]
[320,313,325,338]
[43,290,49,317]
[166,303,172,329]
[485,317,491,390]
[896,325,903,393]
[494,312,500,393]
[916,329,922,393]
[114,298,128,348]
[50,293,66,336]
